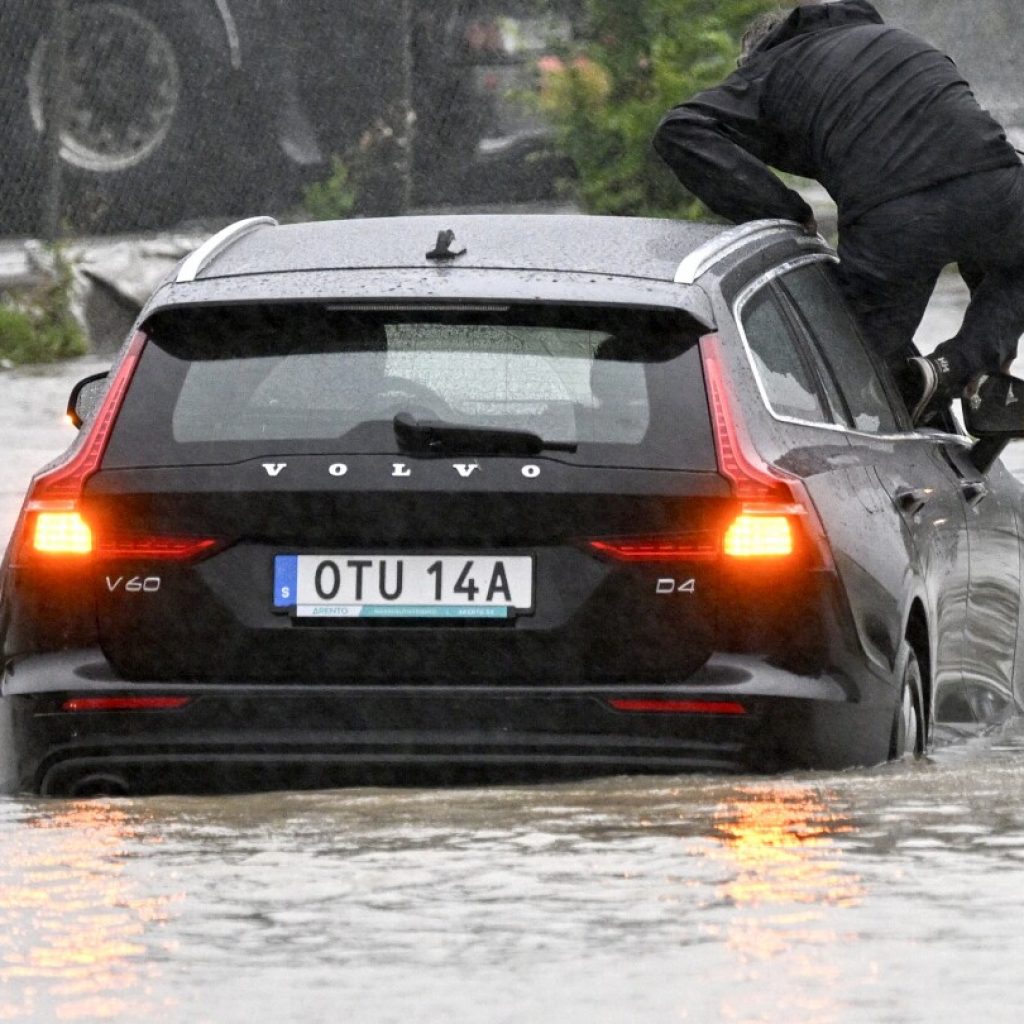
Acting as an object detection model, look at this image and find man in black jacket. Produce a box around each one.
[653,0,1024,422]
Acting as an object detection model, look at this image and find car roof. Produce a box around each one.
[177,214,781,285]
[138,215,822,334]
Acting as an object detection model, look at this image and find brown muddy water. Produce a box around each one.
[3,742,1024,1023]
[2,274,1024,1022]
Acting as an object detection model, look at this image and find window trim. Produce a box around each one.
[733,254,847,432]
[770,278,853,428]
[737,275,836,427]
[105,302,720,470]
[731,254,967,445]
[775,261,906,435]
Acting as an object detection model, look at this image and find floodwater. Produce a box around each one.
[2,272,1024,1021]
[2,737,1024,1024]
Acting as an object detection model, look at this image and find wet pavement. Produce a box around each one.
[2,270,1024,1021]
[0,356,108,548]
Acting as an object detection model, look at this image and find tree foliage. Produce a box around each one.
[302,157,358,222]
[0,248,86,365]
[537,0,780,218]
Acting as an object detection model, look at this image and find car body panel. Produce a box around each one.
[181,215,725,282]
[0,648,892,795]
[941,449,1021,716]
[147,268,717,330]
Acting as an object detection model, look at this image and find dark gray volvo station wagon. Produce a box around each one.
[3,214,1024,795]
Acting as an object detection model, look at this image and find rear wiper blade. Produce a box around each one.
[393,412,578,455]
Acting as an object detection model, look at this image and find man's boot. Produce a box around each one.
[963,372,1024,435]
[902,355,956,425]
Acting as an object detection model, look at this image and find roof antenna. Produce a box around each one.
[426,229,466,261]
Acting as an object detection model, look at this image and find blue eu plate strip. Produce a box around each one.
[294,604,511,619]
[361,605,510,619]
[273,555,298,608]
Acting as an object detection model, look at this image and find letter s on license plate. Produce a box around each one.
[273,554,534,619]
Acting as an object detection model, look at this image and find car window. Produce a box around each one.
[173,324,647,443]
[779,263,901,434]
[105,303,718,472]
[739,285,831,424]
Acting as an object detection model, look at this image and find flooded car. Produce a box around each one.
[2,214,1024,796]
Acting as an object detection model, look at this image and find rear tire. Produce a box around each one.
[890,646,925,759]
[5,0,248,234]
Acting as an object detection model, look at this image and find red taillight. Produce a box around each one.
[722,512,794,558]
[609,698,746,715]
[700,334,831,567]
[29,332,145,506]
[588,536,718,562]
[32,511,94,555]
[701,333,792,503]
[14,332,146,565]
[96,536,222,562]
[61,696,191,712]
[585,340,830,567]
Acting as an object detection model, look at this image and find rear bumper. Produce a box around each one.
[1,649,896,794]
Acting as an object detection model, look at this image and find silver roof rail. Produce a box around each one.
[674,219,802,285]
[176,216,279,284]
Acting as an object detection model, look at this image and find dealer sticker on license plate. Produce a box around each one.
[273,554,534,619]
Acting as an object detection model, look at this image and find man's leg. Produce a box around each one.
[958,260,985,297]
[834,238,942,372]
[835,212,953,423]
[919,166,1024,391]
[931,265,1024,384]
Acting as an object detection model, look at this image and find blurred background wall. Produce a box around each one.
[875,0,1022,137]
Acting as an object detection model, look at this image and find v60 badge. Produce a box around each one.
[106,576,162,593]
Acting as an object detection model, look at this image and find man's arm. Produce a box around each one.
[653,74,814,227]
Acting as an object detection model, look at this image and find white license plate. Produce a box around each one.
[273,554,534,619]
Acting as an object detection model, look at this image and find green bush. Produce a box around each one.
[0,248,87,365]
[302,104,415,220]
[537,0,780,218]
[301,156,358,221]
[0,306,36,361]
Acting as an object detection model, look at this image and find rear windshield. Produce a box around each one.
[105,303,715,470]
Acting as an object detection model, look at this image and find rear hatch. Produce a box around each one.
[88,301,729,683]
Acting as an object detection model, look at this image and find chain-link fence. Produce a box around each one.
[0,0,578,239]
[1,1,1019,241]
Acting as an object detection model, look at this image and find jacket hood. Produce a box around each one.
[757,1,885,54]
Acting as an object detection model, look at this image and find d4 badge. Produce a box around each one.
[656,578,696,595]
